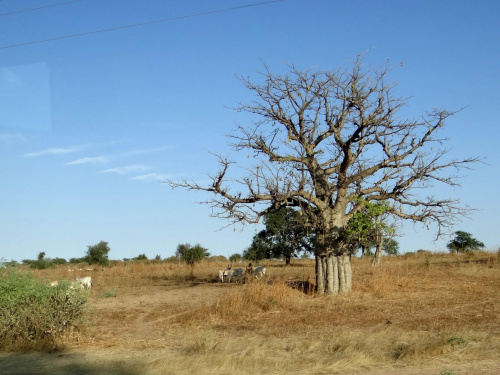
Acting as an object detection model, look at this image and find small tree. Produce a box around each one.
[242,238,268,262]
[383,238,400,255]
[447,231,485,254]
[256,207,313,265]
[86,241,111,266]
[52,257,67,265]
[342,200,394,266]
[133,253,148,261]
[175,243,210,276]
[28,252,52,270]
[229,253,242,263]
[69,257,87,264]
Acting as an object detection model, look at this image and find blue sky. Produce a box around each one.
[1,0,499,262]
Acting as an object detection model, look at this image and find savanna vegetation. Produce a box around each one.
[0,270,88,351]
[0,250,498,374]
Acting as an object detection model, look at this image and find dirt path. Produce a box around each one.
[88,280,226,348]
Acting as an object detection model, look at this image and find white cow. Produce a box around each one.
[219,265,233,282]
[76,276,92,289]
[223,267,244,283]
[253,265,267,279]
[218,269,225,282]
[50,280,59,287]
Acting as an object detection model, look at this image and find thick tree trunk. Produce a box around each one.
[326,253,335,295]
[316,255,324,295]
[343,253,352,293]
[316,221,353,295]
[285,256,291,266]
[321,252,351,295]
[338,254,346,292]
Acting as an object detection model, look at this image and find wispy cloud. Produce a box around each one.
[0,133,27,145]
[100,164,152,175]
[120,146,171,157]
[65,156,109,165]
[24,146,81,157]
[130,173,170,182]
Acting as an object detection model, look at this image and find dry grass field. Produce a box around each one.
[1,251,499,375]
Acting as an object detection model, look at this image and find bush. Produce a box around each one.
[0,270,88,351]
[52,257,67,265]
[206,255,228,263]
[229,253,242,263]
[86,241,111,266]
[29,259,53,270]
[69,257,88,264]
[164,256,181,263]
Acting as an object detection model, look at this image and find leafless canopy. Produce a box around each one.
[168,57,479,245]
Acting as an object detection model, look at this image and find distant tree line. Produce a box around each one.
[19,241,112,269]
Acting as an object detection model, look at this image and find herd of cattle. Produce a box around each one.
[49,263,267,290]
[218,263,267,283]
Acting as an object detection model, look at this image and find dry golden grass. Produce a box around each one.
[11,251,499,374]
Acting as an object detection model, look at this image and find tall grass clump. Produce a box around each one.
[183,280,302,327]
[0,269,88,351]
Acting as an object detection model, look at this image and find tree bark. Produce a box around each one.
[321,256,327,282]
[317,225,353,295]
[285,256,291,266]
[332,254,339,294]
[343,253,352,293]
[371,235,384,267]
[326,253,335,295]
[338,254,346,293]
[360,245,366,258]
[316,255,324,295]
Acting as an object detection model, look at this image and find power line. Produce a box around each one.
[0,0,85,18]
[0,0,285,50]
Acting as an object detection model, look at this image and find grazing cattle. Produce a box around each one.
[219,264,233,282]
[253,265,267,279]
[50,280,59,287]
[76,276,92,289]
[218,269,225,282]
[246,263,254,276]
[224,267,244,283]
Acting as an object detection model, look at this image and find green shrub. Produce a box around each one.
[86,241,110,266]
[69,257,88,264]
[0,270,88,351]
[103,288,117,298]
[29,259,53,270]
[52,257,67,265]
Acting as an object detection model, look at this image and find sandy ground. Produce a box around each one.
[1,280,498,375]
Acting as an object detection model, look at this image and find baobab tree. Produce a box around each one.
[168,56,479,295]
